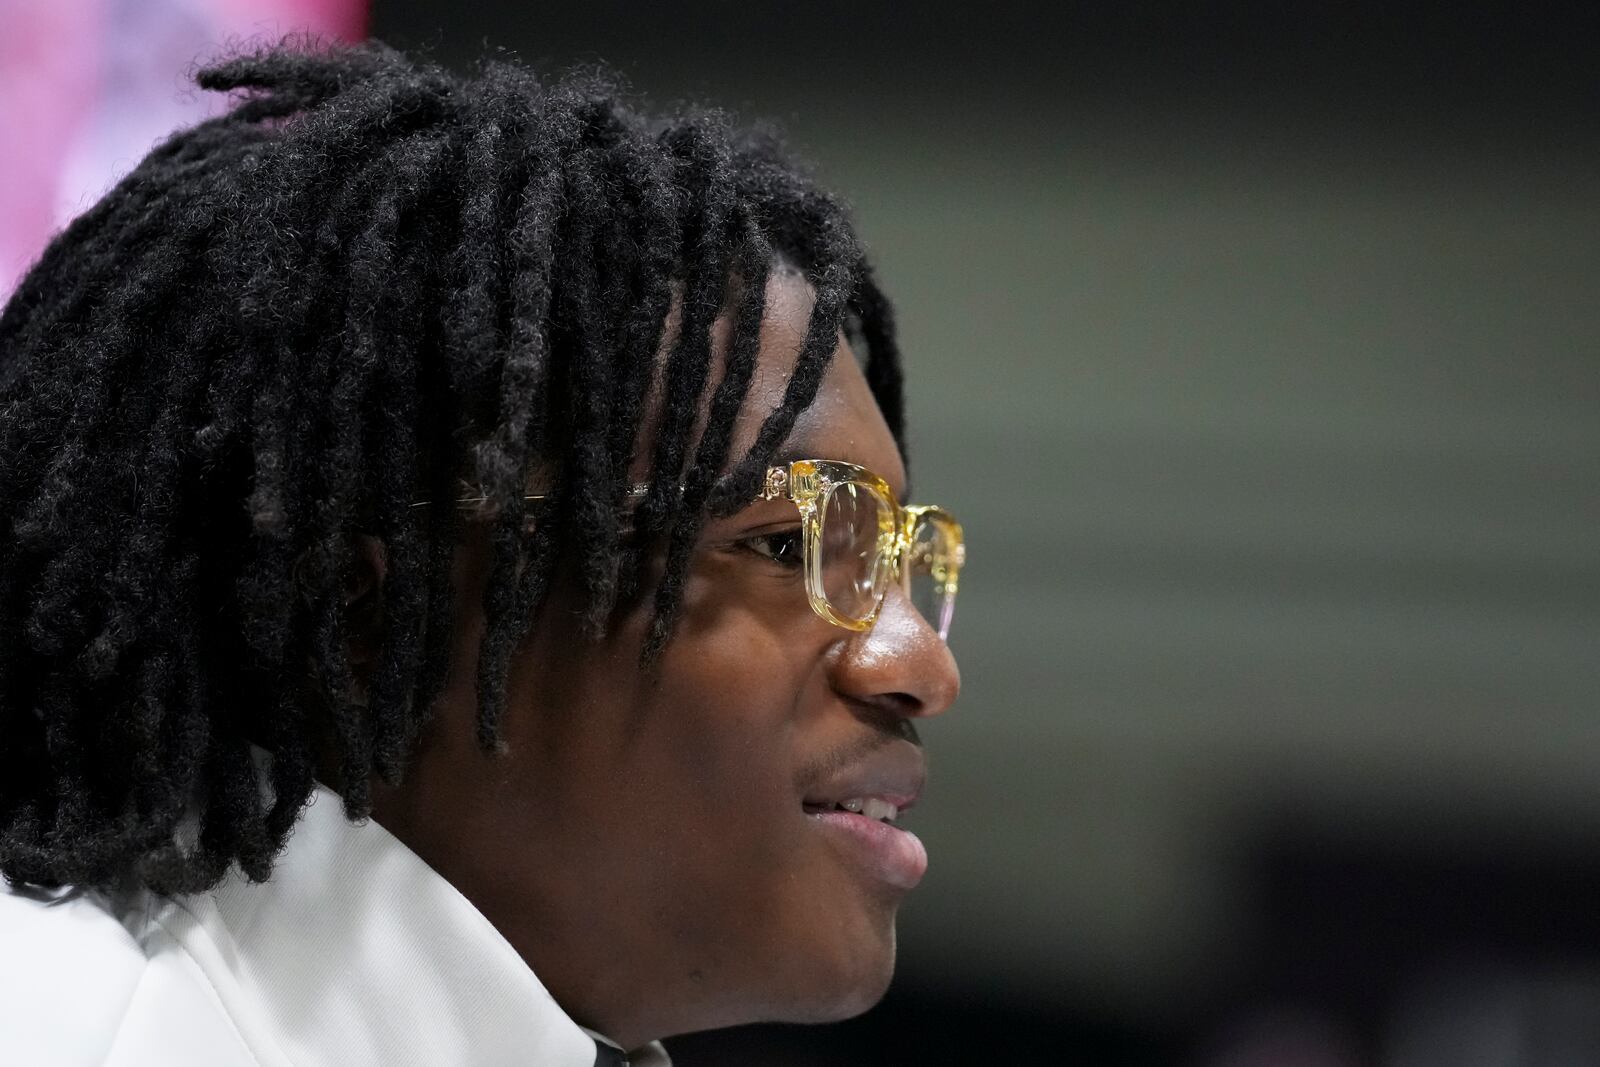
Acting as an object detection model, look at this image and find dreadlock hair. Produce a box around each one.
[0,41,906,897]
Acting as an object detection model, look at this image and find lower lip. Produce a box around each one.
[808,810,928,890]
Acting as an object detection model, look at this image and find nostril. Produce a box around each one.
[842,698,923,741]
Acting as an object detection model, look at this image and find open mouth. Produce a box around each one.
[802,797,902,823]
[796,741,927,888]
[802,797,927,890]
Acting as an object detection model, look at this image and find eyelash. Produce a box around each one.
[738,528,805,569]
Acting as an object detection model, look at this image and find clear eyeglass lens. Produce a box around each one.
[905,516,957,640]
[818,482,895,623]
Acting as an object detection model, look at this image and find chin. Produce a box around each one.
[784,916,899,1024]
[818,962,896,1022]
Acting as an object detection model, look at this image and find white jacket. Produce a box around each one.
[0,781,669,1067]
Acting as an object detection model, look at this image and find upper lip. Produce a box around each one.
[801,740,926,813]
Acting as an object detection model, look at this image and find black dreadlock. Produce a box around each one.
[0,42,906,896]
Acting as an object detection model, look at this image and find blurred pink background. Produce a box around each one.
[0,0,367,300]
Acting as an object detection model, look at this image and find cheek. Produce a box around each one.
[626,557,811,798]
[637,599,807,836]
[609,576,829,904]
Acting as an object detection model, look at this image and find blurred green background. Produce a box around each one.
[373,3,1599,1061]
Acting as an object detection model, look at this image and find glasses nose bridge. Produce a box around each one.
[863,487,909,593]
[864,516,946,639]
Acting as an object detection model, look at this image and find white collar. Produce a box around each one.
[179,777,670,1066]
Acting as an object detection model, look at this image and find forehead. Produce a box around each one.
[623,268,906,498]
[730,272,907,498]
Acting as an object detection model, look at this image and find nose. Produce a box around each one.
[828,584,961,720]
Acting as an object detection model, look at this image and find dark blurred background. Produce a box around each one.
[368,3,1600,1063]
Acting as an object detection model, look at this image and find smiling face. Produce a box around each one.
[364,270,960,1048]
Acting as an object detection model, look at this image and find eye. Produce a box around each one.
[740,528,804,569]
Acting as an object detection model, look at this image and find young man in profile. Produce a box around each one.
[0,42,964,1064]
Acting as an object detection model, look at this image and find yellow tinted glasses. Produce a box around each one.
[759,460,964,640]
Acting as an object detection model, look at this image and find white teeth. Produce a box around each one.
[837,797,899,822]
[862,798,899,822]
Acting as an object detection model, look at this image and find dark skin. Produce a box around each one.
[340,273,960,1050]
